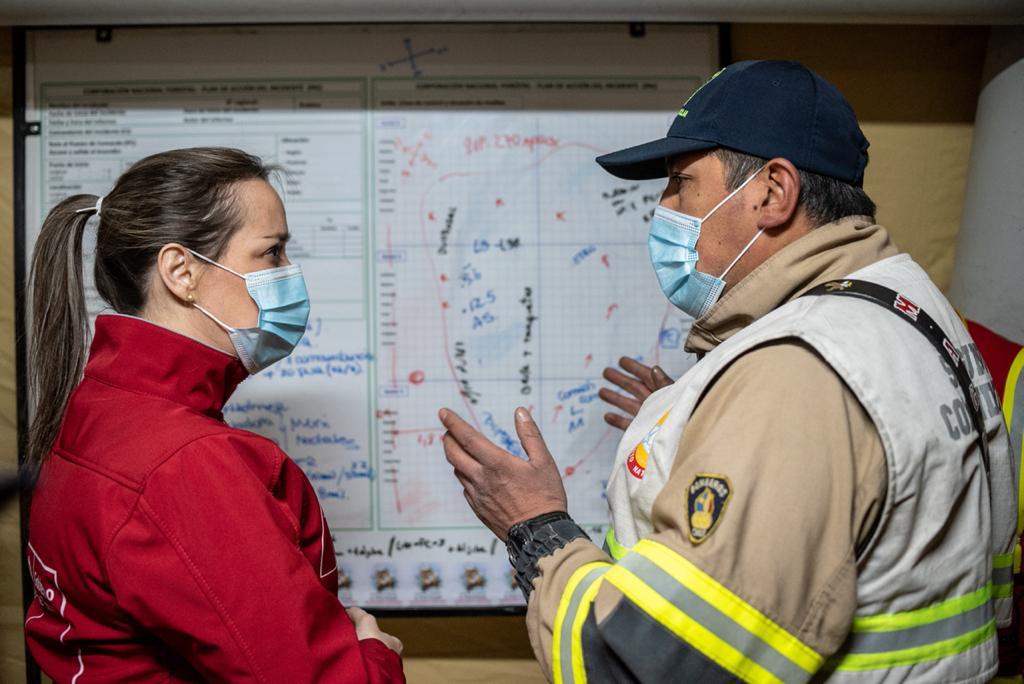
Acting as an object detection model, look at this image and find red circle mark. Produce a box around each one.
[409,370,426,385]
[564,466,576,477]
[440,274,448,282]
[441,301,450,309]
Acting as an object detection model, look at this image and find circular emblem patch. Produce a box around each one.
[625,410,671,480]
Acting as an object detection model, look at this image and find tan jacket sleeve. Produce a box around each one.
[525,340,887,681]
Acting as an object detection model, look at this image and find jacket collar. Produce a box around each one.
[685,216,899,355]
[84,314,249,420]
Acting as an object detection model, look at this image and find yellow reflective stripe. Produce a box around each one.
[1003,347,1024,427]
[633,540,823,674]
[552,562,609,684]
[850,582,991,633]
[551,565,583,684]
[994,583,1014,600]
[1003,347,1024,535]
[994,552,1016,596]
[605,562,784,683]
[603,529,630,561]
[570,570,607,683]
[835,619,995,671]
[994,553,1015,569]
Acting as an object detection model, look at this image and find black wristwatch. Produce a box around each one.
[506,511,590,599]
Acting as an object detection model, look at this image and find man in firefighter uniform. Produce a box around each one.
[438,60,1018,682]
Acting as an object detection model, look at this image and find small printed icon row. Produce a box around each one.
[337,564,517,593]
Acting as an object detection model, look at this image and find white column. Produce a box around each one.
[949,27,1024,342]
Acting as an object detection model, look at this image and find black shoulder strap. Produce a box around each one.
[802,279,990,475]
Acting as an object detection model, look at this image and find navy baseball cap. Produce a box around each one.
[597,60,870,186]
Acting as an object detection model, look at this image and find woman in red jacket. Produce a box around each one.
[23,147,405,683]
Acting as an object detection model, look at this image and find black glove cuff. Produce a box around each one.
[506,511,589,600]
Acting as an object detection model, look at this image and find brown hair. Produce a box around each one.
[25,147,274,482]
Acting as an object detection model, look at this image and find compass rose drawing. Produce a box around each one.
[379,37,449,78]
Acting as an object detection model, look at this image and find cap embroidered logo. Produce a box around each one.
[678,67,726,118]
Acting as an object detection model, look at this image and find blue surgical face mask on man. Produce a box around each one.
[648,165,767,319]
[186,249,311,374]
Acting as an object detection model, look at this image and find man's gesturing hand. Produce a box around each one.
[599,356,674,431]
[439,407,567,542]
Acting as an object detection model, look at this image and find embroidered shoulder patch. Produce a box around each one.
[687,473,732,544]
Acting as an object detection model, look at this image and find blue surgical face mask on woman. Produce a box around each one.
[648,165,767,319]
[187,249,311,374]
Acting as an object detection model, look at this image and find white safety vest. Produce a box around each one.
[605,254,1017,682]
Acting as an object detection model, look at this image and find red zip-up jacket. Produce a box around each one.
[25,314,404,683]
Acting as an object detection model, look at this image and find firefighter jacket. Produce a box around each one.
[525,217,1017,683]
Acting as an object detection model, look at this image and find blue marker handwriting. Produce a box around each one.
[482,411,524,458]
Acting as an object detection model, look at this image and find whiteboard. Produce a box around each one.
[22,24,716,610]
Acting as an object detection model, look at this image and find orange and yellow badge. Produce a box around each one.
[625,410,671,480]
[687,473,732,544]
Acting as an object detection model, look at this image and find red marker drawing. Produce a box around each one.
[601,254,611,268]
[439,274,448,282]
[584,354,593,368]
[552,404,564,423]
[606,303,619,319]
[495,198,505,208]
[409,370,426,385]
[564,427,615,479]
[428,211,436,221]
[556,211,566,222]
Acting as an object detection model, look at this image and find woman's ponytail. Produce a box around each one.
[22,147,274,484]
[24,194,94,484]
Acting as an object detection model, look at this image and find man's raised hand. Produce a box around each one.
[599,356,674,431]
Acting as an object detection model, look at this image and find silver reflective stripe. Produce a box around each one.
[557,565,609,684]
[616,552,812,683]
[843,600,993,654]
[994,596,1013,628]
[994,551,1014,624]
[993,565,1013,590]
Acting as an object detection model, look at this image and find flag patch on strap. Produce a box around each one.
[687,473,732,544]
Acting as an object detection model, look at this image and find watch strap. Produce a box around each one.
[507,512,589,599]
